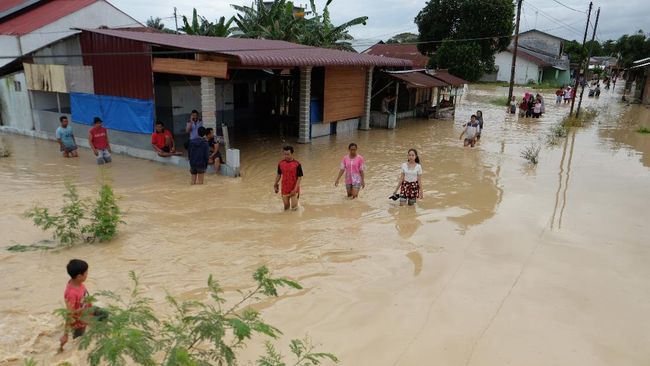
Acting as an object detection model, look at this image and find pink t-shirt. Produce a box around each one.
[340,154,365,185]
[64,281,90,329]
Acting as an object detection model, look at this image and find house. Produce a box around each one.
[492,29,571,85]
[628,57,650,104]
[362,42,430,69]
[589,56,619,74]
[1,27,411,175]
[0,0,139,129]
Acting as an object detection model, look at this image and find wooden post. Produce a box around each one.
[508,0,523,104]
[570,1,593,116]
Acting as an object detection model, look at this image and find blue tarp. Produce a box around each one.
[71,93,154,134]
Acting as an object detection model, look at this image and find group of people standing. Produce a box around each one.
[274,144,423,210]
[56,116,112,165]
[509,92,546,118]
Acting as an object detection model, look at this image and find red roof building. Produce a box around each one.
[363,43,430,69]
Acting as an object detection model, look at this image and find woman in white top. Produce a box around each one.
[392,149,423,206]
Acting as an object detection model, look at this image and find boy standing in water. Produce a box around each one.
[459,115,479,147]
[59,259,107,352]
[274,146,303,210]
[88,117,112,165]
[56,116,78,158]
[187,126,210,185]
[335,143,365,199]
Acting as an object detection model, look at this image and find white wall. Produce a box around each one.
[495,51,540,84]
[0,72,33,129]
[0,1,139,68]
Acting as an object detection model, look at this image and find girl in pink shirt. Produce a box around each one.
[334,143,365,199]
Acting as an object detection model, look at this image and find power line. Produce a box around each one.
[524,2,584,35]
[549,0,586,13]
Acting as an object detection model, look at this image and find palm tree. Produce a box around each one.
[145,16,176,34]
[181,8,234,37]
[231,0,367,51]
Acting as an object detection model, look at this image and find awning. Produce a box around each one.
[428,70,468,87]
[386,71,448,88]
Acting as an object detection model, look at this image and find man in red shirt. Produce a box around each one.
[151,120,179,157]
[274,145,303,210]
[88,117,112,164]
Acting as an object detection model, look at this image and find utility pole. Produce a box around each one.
[570,1,592,116]
[507,0,523,105]
[173,7,179,33]
[575,7,600,118]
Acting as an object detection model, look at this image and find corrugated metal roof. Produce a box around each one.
[429,69,468,86]
[364,43,430,68]
[0,0,98,35]
[80,28,412,68]
[386,71,447,88]
[506,47,552,67]
[0,0,31,14]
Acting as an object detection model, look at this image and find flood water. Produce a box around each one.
[1,85,649,365]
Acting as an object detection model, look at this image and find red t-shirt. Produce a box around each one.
[89,126,109,149]
[151,130,172,149]
[277,159,303,195]
[64,281,91,329]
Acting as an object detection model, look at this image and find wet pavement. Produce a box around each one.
[0,85,649,365]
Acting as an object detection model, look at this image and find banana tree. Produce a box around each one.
[181,8,234,37]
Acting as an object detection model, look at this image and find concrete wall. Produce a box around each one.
[336,118,359,134]
[541,68,571,85]
[495,51,540,84]
[0,72,33,129]
[311,122,331,138]
[309,118,360,139]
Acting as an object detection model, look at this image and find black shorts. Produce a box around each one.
[161,146,170,153]
[190,165,207,174]
[210,151,223,163]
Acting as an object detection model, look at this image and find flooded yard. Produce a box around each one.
[1,85,649,365]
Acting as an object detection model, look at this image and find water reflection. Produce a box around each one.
[598,104,650,167]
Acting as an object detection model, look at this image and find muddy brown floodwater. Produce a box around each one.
[1,85,649,365]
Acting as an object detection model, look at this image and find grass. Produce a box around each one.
[637,127,650,134]
[561,107,599,128]
[490,96,511,106]
[521,143,541,165]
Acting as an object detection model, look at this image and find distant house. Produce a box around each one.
[492,29,571,85]
[0,0,139,129]
[629,57,650,105]
[589,56,619,73]
[362,42,430,69]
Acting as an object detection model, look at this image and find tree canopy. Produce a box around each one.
[231,0,367,51]
[415,0,515,81]
[564,30,650,68]
[145,17,175,34]
[181,8,234,37]
[386,32,419,44]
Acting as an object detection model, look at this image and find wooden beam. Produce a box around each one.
[152,58,227,78]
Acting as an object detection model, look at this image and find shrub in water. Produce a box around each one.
[521,144,541,165]
[56,267,337,366]
[23,183,123,248]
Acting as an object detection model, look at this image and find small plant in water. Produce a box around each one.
[0,146,10,158]
[521,144,541,164]
[637,127,650,134]
[547,123,568,145]
[57,267,337,366]
[23,183,123,249]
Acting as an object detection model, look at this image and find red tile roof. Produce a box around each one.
[0,0,97,35]
[387,71,448,88]
[364,43,430,68]
[429,69,468,86]
[81,28,413,68]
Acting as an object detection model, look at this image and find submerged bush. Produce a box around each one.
[547,123,569,145]
[0,146,10,158]
[637,127,650,134]
[521,143,541,165]
[23,183,123,248]
[562,107,598,128]
[56,267,337,366]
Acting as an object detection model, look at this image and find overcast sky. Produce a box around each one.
[111,0,649,49]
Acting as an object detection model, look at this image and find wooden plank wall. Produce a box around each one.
[152,58,228,78]
[323,67,366,123]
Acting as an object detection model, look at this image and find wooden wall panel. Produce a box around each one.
[152,58,228,78]
[323,67,366,123]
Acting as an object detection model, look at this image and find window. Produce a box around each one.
[13,80,21,92]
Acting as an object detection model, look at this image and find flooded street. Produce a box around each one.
[1,85,649,365]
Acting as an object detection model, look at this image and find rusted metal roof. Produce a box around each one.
[429,69,468,87]
[0,0,98,35]
[364,43,429,68]
[386,71,447,88]
[80,28,413,68]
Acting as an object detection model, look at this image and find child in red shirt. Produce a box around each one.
[59,259,107,352]
[274,145,303,210]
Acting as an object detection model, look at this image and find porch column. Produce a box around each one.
[298,66,312,144]
[201,76,217,129]
[359,66,374,130]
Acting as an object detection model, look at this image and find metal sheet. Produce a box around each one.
[80,31,153,100]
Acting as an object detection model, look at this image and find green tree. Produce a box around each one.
[433,41,483,81]
[563,39,584,63]
[415,0,514,80]
[231,0,367,51]
[181,8,234,37]
[145,17,176,34]
[386,32,419,44]
[614,32,649,68]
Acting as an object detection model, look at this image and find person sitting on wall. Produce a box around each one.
[56,116,78,158]
[381,94,396,115]
[205,127,223,174]
[151,120,180,157]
